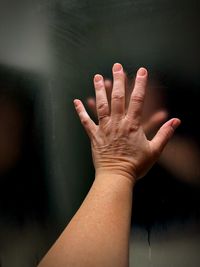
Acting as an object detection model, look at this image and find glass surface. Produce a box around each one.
[0,0,200,266]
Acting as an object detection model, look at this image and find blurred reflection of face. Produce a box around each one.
[0,98,23,175]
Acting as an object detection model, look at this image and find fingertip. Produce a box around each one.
[113,63,123,73]
[73,99,80,106]
[151,118,181,154]
[171,118,181,130]
[94,74,103,83]
[137,67,148,77]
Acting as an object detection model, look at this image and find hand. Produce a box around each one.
[74,63,180,184]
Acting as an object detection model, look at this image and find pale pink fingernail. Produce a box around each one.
[137,67,147,77]
[171,119,181,130]
[113,63,122,72]
[94,74,103,82]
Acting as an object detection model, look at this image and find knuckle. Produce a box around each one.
[114,72,123,80]
[81,118,89,126]
[131,94,144,104]
[112,94,124,101]
[97,102,108,111]
[160,128,173,141]
[98,114,108,121]
[124,116,140,132]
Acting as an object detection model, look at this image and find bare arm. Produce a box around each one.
[38,64,180,267]
[38,174,133,267]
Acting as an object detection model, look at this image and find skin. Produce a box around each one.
[38,63,180,267]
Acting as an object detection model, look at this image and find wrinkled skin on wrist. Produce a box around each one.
[74,63,180,184]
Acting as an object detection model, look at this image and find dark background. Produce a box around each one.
[0,0,200,266]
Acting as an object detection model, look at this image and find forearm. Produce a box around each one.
[38,173,134,267]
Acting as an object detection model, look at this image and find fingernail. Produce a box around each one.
[137,67,147,77]
[113,63,122,72]
[94,74,103,82]
[171,119,181,130]
[73,99,79,106]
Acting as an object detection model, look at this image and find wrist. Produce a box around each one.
[95,167,137,188]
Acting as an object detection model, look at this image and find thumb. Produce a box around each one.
[150,118,181,156]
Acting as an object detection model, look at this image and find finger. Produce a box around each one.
[74,99,97,137]
[111,63,125,118]
[127,67,148,124]
[86,97,97,117]
[105,73,129,106]
[150,118,181,156]
[87,81,113,118]
[105,77,129,111]
[94,74,109,122]
[143,110,168,137]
